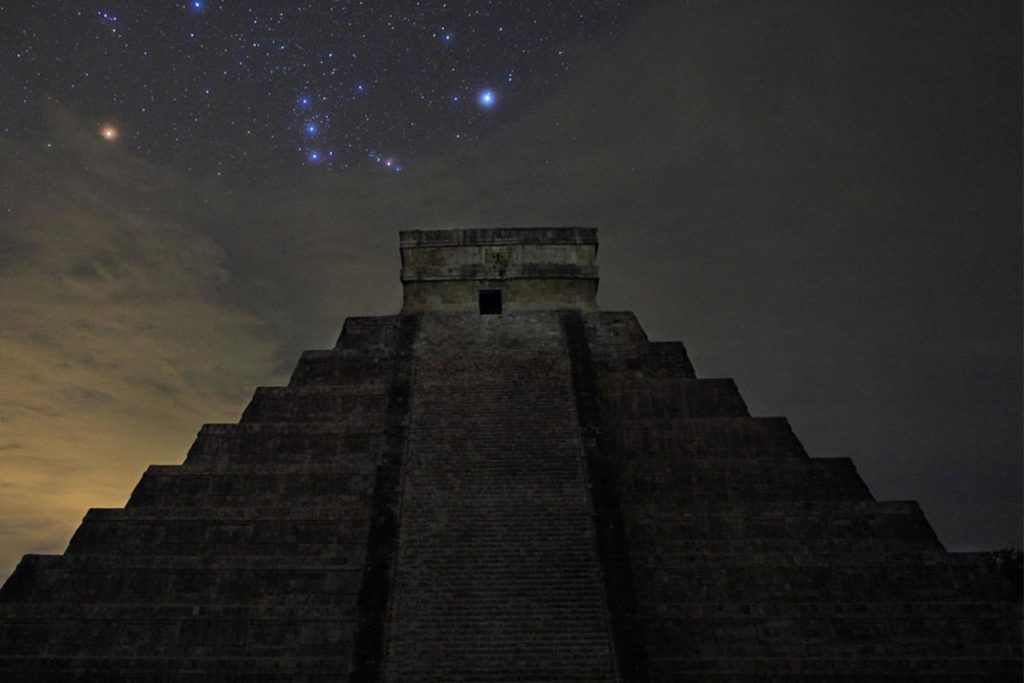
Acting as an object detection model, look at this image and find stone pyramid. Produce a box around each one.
[1,228,1020,681]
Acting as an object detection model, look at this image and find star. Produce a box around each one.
[306,149,322,164]
[477,89,497,109]
[97,10,119,34]
[99,124,119,141]
[2,0,649,173]
[369,151,404,173]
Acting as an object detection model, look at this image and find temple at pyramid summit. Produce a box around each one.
[1,227,1020,680]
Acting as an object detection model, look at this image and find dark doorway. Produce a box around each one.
[479,289,502,315]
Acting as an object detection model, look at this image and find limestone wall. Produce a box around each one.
[400,228,599,312]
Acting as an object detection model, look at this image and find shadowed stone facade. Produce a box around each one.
[1,228,1020,680]
[400,228,599,313]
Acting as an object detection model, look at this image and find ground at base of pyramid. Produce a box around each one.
[1,228,1020,681]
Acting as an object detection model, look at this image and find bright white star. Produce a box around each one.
[477,89,497,109]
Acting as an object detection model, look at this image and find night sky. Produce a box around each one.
[4,0,644,174]
[0,1,1020,581]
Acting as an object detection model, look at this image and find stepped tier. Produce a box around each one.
[1,227,1019,680]
[1,314,406,681]
[577,312,1021,680]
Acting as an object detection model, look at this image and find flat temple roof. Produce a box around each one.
[400,227,598,249]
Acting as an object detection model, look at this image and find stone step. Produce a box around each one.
[184,423,381,467]
[640,602,1023,659]
[591,341,697,379]
[646,631,1021,660]
[0,655,351,681]
[239,386,388,424]
[78,506,372,521]
[125,464,375,508]
[619,457,872,503]
[582,312,697,377]
[632,536,943,555]
[637,548,961,568]
[4,551,367,575]
[66,511,369,556]
[636,555,1017,602]
[646,655,1023,679]
[288,348,394,387]
[139,462,378,477]
[610,416,808,459]
[582,311,650,346]
[639,599,1021,620]
[333,314,399,351]
[385,667,615,683]
[0,610,355,658]
[66,539,360,559]
[639,341,697,377]
[626,500,941,546]
[598,377,749,418]
[0,602,353,620]
[0,554,363,604]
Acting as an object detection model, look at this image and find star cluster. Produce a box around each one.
[2,1,649,175]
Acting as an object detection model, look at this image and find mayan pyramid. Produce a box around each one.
[1,228,1020,681]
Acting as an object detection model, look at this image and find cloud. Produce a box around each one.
[0,2,1019,580]
[329,1,1020,551]
[0,111,284,578]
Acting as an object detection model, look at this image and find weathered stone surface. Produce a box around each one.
[400,227,599,312]
[0,227,1020,681]
[579,310,1021,679]
[0,315,403,681]
[384,312,616,681]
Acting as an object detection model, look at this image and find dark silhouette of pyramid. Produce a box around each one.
[1,228,1020,681]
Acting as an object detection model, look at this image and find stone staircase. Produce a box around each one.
[0,309,1019,681]
[383,312,617,681]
